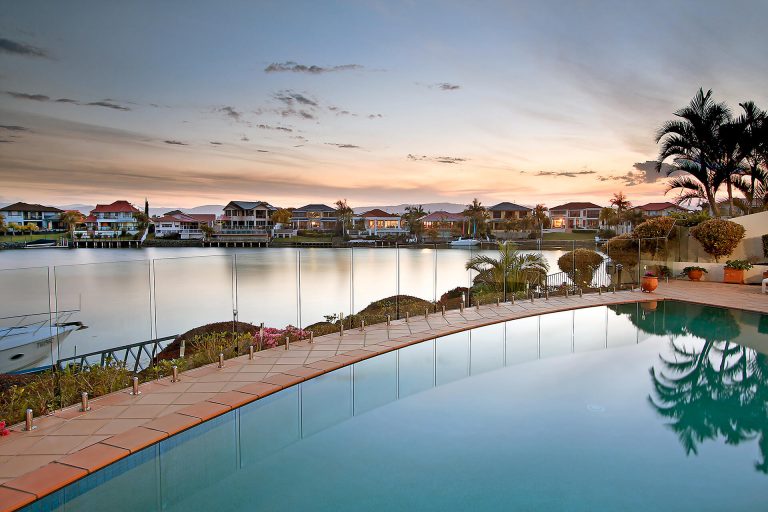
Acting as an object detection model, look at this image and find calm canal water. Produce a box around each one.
[0,247,567,367]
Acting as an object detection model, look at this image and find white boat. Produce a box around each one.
[450,237,481,247]
[0,312,86,373]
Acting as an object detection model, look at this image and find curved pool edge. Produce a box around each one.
[2,280,764,511]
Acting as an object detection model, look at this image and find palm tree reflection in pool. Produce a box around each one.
[648,306,768,474]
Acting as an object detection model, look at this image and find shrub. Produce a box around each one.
[682,266,708,274]
[763,234,768,258]
[632,216,676,240]
[597,228,616,239]
[669,210,710,227]
[690,219,745,262]
[557,249,603,288]
[605,234,639,268]
[440,286,469,302]
[724,259,753,270]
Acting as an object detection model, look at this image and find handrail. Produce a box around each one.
[56,335,177,374]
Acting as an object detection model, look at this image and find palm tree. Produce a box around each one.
[59,210,85,239]
[402,205,426,240]
[462,198,488,238]
[599,207,618,229]
[734,101,767,213]
[532,204,548,236]
[0,213,6,236]
[609,191,632,215]
[465,242,549,298]
[334,199,354,236]
[656,88,732,216]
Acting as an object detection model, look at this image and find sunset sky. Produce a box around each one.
[1,0,767,210]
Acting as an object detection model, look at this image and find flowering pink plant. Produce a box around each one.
[0,421,10,436]
[253,325,308,348]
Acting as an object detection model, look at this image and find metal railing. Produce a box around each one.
[55,335,176,374]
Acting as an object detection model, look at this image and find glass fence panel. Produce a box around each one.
[351,247,396,319]
[435,246,473,306]
[53,260,152,361]
[398,246,437,304]
[505,316,539,365]
[398,339,435,398]
[301,366,352,437]
[353,351,397,415]
[235,249,297,330]
[153,255,233,339]
[573,306,608,352]
[299,248,351,327]
[435,331,469,386]
[469,323,504,375]
[240,386,300,465]
[0,266,53,373]
[538,310,573,358]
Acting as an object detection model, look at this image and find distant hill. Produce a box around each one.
[352,202,466,214]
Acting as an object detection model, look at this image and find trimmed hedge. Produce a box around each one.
[690,219,745,262]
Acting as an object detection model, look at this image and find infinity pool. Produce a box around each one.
[23,301,768,511]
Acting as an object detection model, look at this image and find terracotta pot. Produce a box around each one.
[723,267,745,284]
[687,269,704,281]
[763,270,768,279]
[641,276,658,293]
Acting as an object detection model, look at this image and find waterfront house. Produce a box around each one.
[218,201,276,239]
[549,202,602,230]
[291,204,338,231]
[632,202,686,217]
[352,209,406,237]
[0,202,64,231]
[152,210,215,239]
[420,211,467,239]
[79,200,142,238]
[488,202,533,238]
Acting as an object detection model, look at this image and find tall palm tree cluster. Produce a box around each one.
[656,88,768,217]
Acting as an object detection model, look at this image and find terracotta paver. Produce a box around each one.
[2,282,766,511]
[56,443,129,473]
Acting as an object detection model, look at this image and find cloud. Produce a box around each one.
[218,106,243,122]
[534,170,597,177]
[367,114,383,119]
[257,149,269,153]
[7,91,49,101]
[264,61,363,74]
[85,100,131,111]
[240,135,250,142]
[210,141,222,145]
[407,154,467,164]
[273,90,318,107]
[0,125,29,132]
[256,124,293,133]
[0,38,47,58]
[164,140,188,146]
[7,91,130,110]
[437,83,460,91]
[325,143,361,149]
[0,139,14,143]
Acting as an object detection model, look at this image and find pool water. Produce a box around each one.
[24,301,768,511]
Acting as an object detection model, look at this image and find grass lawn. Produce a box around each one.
[270,236,334,245]
[542,231,598,241]
[0,233,66,243]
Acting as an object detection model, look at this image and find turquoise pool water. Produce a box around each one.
[24,301,768,511]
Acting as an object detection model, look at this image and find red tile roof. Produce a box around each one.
[550,202,603,211]
[633,202,683,212]
[152,212,215,224]
[0,202,63,213]
[91,201,140,214]
[360,208,400,218]
[420,211,466,222]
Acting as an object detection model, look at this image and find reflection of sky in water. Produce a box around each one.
[31,302,768,512]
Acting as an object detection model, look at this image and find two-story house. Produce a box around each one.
[488,202,532,237]
[549,202,602,230]
[420,211,467,239]
[0,202,64,230]
[79,200,142,238]
[353,209,406,237]
[152,210,216,239]
[291,204,338,231]
[218,201,276,237]
[632,202,685,217]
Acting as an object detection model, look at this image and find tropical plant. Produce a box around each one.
[334,199,354,236]
[557,249,603,288]
[465,242,549,293]
[462,198,488,238]
[609,191,632,216]
[532,204,549,233]
[599,207,619,228]
[605,234,639,268]
[669,209,710,227]
[690,219,745,262]
[402,205,426,240]
[763,234,768,258]
[271,208,293,225]
[0,213,5,235]
[656,89,732,216]
[58,210,85,238]
[199,223,215,239]
[681,266,708,274]
[23,223,39,240]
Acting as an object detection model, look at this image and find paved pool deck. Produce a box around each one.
[0,280,765,510]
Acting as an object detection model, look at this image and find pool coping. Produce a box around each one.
[1,280,765,511]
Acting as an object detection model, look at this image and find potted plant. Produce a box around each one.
[723,259,753,284]
[681,266,708,281]
[641,271,658,293]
